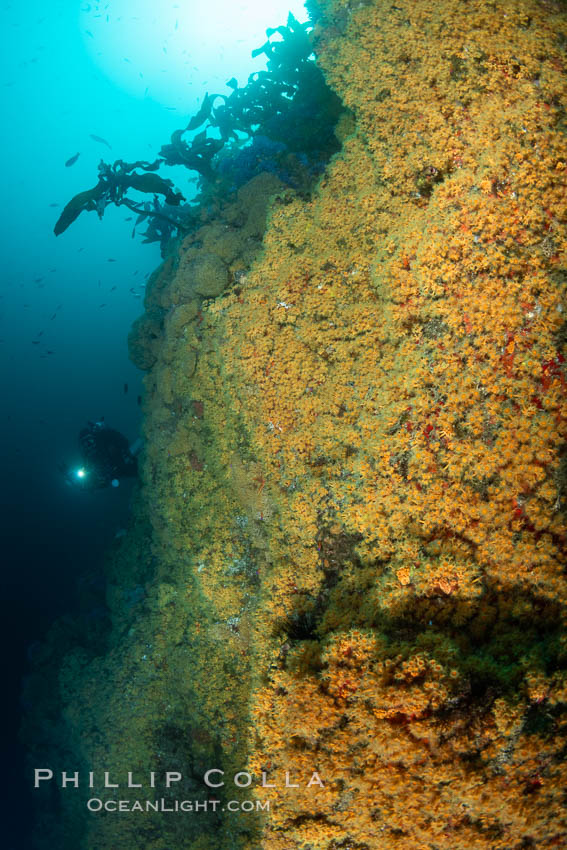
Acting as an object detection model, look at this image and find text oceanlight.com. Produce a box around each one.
[34,768,325,812]
[86,798,270,813]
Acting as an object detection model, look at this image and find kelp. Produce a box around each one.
[54,160,185,236]
[55,13,343,245]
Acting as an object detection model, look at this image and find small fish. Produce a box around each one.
[124,216,132,221]
[110,285,117,291]
[137,394,142,406]
[65,152,80,167]
[47,350,54,355]
[85,29,94,38]
[50,314,57,319]
[107,258,116,262]
[34,277,44,283]
[99,303,107,307]
[48,203,60,207]
[123,383,128,394]
[90,133,112,149]
[124,57,131,63]
[32,340,40,345]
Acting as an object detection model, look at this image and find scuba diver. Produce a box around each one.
[61,419,142,490]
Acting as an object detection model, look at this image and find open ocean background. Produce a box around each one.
[0,1,306,844]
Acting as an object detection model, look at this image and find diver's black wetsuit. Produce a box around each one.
[78,421,138,489]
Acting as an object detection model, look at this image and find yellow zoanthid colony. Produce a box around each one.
[26,1,566,848]
[214,1,566,846]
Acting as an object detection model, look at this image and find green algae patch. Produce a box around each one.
[190,252,229,297]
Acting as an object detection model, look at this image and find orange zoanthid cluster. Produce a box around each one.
[197,0,567,847]
[88,1,567,848]
[28,2,567,848]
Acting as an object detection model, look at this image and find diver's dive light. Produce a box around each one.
[75,467,87,480]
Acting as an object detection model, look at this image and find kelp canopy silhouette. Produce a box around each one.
[53,159,187,237]
[54,14,343,242]
[165,13,342,153]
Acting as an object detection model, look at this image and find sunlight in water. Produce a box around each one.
[79,0,309,108]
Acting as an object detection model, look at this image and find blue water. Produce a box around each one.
[0,1,307,844]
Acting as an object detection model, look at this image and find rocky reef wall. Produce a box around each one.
[26,1,566,848]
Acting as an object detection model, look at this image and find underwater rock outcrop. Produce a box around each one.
[26,1,566,848]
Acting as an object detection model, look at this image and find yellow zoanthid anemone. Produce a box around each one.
[202,1,566,846]
[26,2,567,849]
